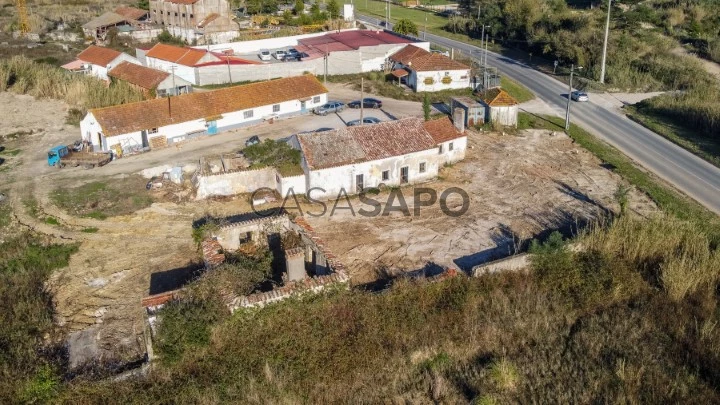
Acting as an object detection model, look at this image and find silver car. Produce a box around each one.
[314,101,345,116]
[571,91,589,102]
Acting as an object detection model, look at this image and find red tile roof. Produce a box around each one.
[480,88,519,107]
[423,116,465,143]
[298,117,464,170]
[389,44,430,65]
[145,43,218,66]
[108,61,169,90]
[77,45,122,67]
[389,45,470,72]
[90,74,328,137]
[114,6,148,20]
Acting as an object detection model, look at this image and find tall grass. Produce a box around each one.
[0,56,144,113]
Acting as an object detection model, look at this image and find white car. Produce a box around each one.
[274,50,287,60]
[258,50,271,61]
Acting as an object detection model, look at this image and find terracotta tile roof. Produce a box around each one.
[389,44,430,65]
[61,59,85,71]
[114,6,148,20]
[391,68,409,78]
[109,61,169,90]
[77,45,122,67]
[423,116,465,143]
[407,53,470,72]
[145,43,218,66]
[480,88,519,107]
[90,74,328,137]
[298,117,461,170]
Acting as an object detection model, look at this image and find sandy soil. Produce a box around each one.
[305,129,657,284]
[0,89,656,360]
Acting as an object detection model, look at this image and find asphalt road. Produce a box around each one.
[359,15,720,215]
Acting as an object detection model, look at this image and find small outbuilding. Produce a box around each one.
[109,61,193,98]
[450,97,485,127]
[478,88,519,127]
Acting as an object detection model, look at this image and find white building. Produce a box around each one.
[389,45,471,92]
[80,74,328,154]
[478,88,519,127]
[75,45,140,81]
[138,43,261,85]
[108,61,194,97]
[295,117,467,200]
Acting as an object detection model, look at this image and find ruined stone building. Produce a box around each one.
[149,0,238,33]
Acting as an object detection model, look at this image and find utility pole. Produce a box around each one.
[424,15,427,40]
[360,77,364,125]
[599,0,612,84]
[324,44,328,84]
[385,0,388,27]
[170,65,177,96]
[565,64,582,131]
[226,57,232,84]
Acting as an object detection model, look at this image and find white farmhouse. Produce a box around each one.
[389,45,471,92]
[80,74,328,154]
[75,45,140,81]
[296,117,466,200]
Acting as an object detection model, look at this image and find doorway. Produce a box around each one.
[400,166,409,184]
[141,130,149,148]
[207,120,217,135]
[355,173,364,193]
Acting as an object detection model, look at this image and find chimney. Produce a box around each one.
[453,107,465,133]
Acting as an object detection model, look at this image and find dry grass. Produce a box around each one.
[0,55,144,114]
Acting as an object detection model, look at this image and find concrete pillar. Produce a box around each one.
[285,247,306,282]
[453,108,466,133]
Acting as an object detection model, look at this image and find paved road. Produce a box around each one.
[359,15,720,215]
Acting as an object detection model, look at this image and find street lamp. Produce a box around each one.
[565,64,583,131]
[599,0,612,83]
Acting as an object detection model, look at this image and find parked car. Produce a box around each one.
[347,117,381,126]
[258,50,271,61]
[245,135,260,147]
[314,101,345,116]
[348,98,383,109]
[287,48,299,57]
[274,50,287,60]
[571,91,589,102]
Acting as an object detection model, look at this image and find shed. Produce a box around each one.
[450,97,485,127]
[478,88,519,127]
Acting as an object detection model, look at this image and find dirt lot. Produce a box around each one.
[0,88,656,360]
[304,129,657,284]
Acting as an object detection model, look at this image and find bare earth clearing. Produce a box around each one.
[0,90,656,360]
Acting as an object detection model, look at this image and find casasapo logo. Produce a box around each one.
[251,186,470,218]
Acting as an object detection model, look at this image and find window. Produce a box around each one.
[419,162,426,173]
[243,110,254,119]
[174,12,178,16]
[438,144,443,154]
[382,170,389,181]
[190,14,194,19]
[273,104,280,113]
[449,142,454,151]
[148,128,158,134]
[182,13,186,17]
[444,71,450,76]
[313,96,320,103]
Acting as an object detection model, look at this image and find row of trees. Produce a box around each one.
[239,0,340,20]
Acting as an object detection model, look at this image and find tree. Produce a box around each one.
[327,0,340,19]
[136,0,150,10]
[294,0,304,15]
[423,93,431,121]
[394,18,419,36]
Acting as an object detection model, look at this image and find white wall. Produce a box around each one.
[277,174,306,196]
[85,54,139,81]
[306,148,444,200]
[489,105,519,127]
[145,56,199,84]
[437,136,467,165]
[413,69,471,92]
